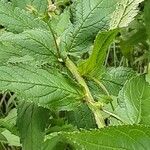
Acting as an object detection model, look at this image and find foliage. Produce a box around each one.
[0,0,150,150]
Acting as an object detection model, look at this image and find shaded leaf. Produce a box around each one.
[146,64,150,84]
[17,101,49,150]
[120,27,147,60]
[144,0,150,40]
[66,103,97,129]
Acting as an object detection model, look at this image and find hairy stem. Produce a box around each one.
[65,57,105,128]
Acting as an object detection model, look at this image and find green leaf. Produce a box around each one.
[144,0,150,40]
[66,103,97,129]
[0,1,48,33]
[46,124,75,134]
[87,80,106,101]
[61,125,150,150]
[11,0,48,15]
[43,134,70,150]
[50,10,71,36]
[0,42,23,65]
[110,0,144,29]
[0,29,58,63]
[43,135,62,150]
[7,55,34,64]
[0,128,7,144]
[1,129,20,147]
[86,67,136,120]
[0,108,17,132]
[146,64,150,84]
[0,65,83,111]
[60,0,118,54]
[17,101,49,150]
[115,76,150,125]
[78,29,118,77]
[101,67,136,96]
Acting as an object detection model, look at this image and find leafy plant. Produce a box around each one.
[0,0,150,150]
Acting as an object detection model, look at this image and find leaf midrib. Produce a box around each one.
[0,78,78,95]
[68,0,105,51]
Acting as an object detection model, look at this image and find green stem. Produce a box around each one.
[102,109,125,123]
[65,57,105,128]
[92,78,115,111]
[92,78,110,96]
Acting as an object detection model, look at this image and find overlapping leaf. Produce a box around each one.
[50,10,71,36]
[66,103,97,129]
[0,29,58,63]
[78,29,118,77]
[0,65,84,110]
[43,135,68,150]
[60,0,118,54]
[115,76,150,125]
[0,108,17,132]
[17,101,49,150]
[0,1,48,33]
[101,67,136,96]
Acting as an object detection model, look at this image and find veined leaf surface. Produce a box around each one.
[12,0,48,15]
[110,0,144,29]
[61,0,117,54]
[0,29,58,63]
[0,1,48,33]
[0,65,83,111]
[115,76,150,125]
[61,125,150,150]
